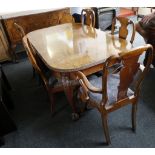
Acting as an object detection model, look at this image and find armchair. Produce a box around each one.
[81,9,95,27]
[76,44,153,144]
[111,16,135,44]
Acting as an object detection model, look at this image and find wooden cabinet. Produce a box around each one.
[1,8,70,60]
[1,8,70,46]
[0,20,10,62]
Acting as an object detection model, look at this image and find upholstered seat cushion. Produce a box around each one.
[81,74,134,105]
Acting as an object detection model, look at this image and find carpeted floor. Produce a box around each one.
[1,16,155,148]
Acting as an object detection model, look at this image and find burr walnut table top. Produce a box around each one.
[24,23,133,72]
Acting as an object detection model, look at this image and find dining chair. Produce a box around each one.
[59,12,75,24]
[14,23,64,113]
[81,9,95,27]
[111,16,135,44]
[76,44,153,144]
[23,37,64,114]
[14,22,36,77]
[14,23,50,80]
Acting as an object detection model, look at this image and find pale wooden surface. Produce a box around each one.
[24,23,133,72]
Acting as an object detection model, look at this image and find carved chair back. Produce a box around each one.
[101,44,153,108]
[111,17,135,44]
[14,22,49,74]
[59,12,75,24]
[14,22,61,91]
[81,9,95,27]
[14,22,39,74]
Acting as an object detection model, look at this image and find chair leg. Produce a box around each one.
[101,113,111,145]
[131,103,137,132]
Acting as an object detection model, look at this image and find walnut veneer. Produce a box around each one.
[2,8,70,45]
[24,23,134,72]
[1,8,70,60]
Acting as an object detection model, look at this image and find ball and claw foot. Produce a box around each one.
[71,113,80,121]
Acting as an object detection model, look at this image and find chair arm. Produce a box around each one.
[76,71,102,93]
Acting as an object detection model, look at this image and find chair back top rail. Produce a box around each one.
[102,44,153,105]
[81,9,95,27]
[25,23,136,72]
[111,16,135,44]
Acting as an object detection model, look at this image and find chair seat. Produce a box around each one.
[81,74,134,105]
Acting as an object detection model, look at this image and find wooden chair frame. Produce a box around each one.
[111,16,135,44]
[76,44,153,144]
[14,22,54,78]
[14,22,36,77]
[81,9,95,28]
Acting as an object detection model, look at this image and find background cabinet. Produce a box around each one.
[1,8,70,59]
[1,8,70,46]
[0,8,70,59]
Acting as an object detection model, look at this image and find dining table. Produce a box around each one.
[23,23,136,120]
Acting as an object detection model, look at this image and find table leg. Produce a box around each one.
[61,73,79,121]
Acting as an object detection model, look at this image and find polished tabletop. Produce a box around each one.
[24,23,133,72]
